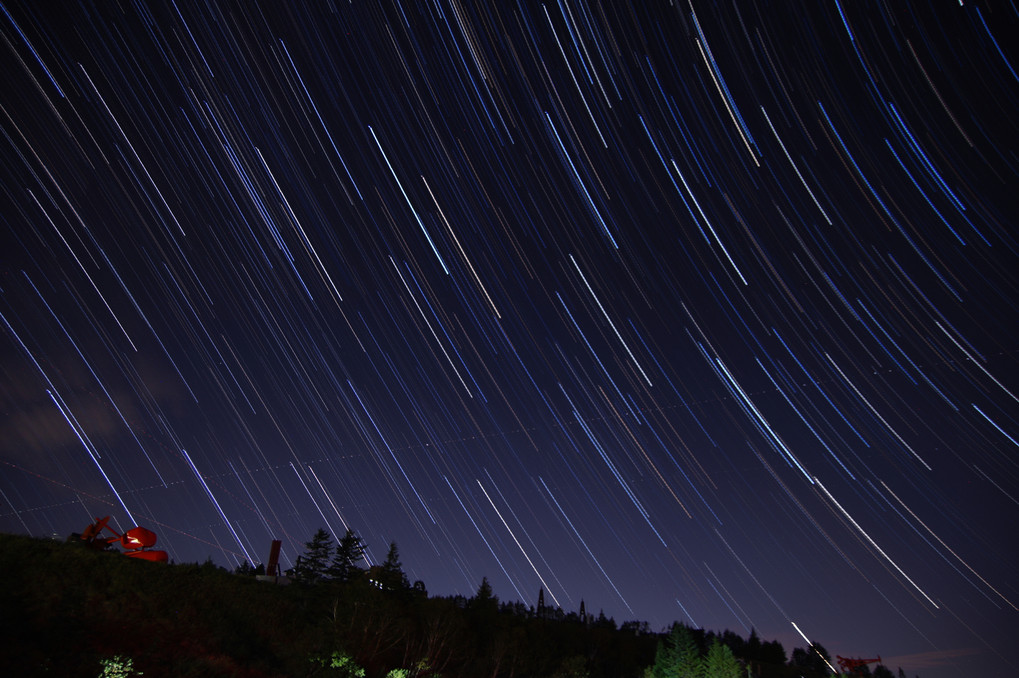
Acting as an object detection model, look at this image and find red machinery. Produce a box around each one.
[836,655,881,675]
[80,515,168,562]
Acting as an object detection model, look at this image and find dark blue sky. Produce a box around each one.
[2,2,1017,676]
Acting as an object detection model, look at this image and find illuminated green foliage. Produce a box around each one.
[645,624,700,678]
[98,655,142,677]
[703,640,742,678]
[311,650,366,677]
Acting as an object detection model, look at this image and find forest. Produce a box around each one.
[0,530,918,678]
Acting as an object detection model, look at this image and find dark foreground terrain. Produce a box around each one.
[0,532,905,677]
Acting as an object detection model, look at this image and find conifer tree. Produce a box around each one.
[234,559,255,576]
[789,642,833,678]
[328,528,367,582]
[378,541,409,589]
[476,576,496,603]
[291,528,333,583]
[645,623,700,678]
[471,576,497,608]
[703,639,742,678]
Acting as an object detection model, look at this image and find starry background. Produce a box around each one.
[1,1,1017,676]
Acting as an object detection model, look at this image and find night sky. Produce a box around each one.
[2,2,1017,676]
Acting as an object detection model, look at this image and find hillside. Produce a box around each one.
[1,532,313,676]
[1,532,656,677]
[0,532,905,678]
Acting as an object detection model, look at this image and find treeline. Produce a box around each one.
[242,527,917,678]
[0,529,917,677]
[239,528,656,677]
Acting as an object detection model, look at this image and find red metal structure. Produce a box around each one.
[80,515,168,562]
[265,539,282,576]
[836,655,881,675]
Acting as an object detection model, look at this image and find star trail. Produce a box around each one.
[1,2,1016,676]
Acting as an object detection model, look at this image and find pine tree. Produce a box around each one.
[789,643,833,678]
[476,576,496,603]
[328,529,367,582]
[378,541,409,589]
[469,576,499,616]
[646,623,701,678]
[291,528,333,583]
[703,639,741,678]
[234,559,255,576]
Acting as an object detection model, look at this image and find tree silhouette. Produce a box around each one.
[233,559,256,577]
[474,576,497,606]
[291,527,333,583]
[376,541,409,590]
[329,528,367,582]
[790,642,833,678]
